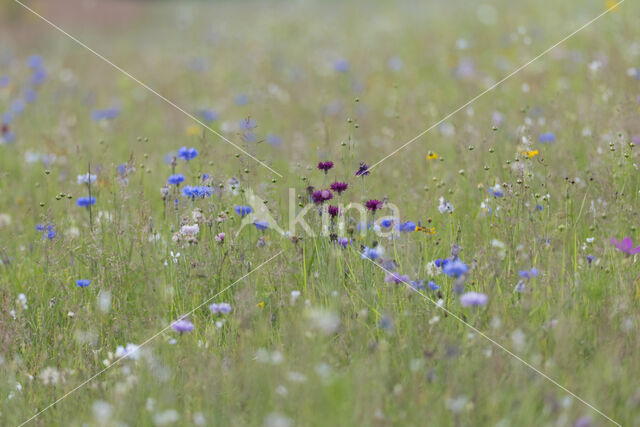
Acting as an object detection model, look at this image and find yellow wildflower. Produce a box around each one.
[256,301,265,308]
[186,125,201,136]
[415,226,436,235]
[606,0,619,10]
[426,151,438,160]
[522,149,539,159]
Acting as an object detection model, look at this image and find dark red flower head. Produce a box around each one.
[366,199,383,212]
[1,124,8,134]
[355,162,370,177]
[317,161,334,173]
[312,189,333,204]
[328,205,339,218]
[330,181,348,194]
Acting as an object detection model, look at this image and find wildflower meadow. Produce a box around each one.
[1,0,639,425]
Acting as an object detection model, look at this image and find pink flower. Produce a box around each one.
[611,237,640,255]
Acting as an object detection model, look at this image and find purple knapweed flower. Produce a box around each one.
[330,181,348,194]
[365,199,383,212]
[354,162,370,177]
[312,189,333,204]
[317,161,334,173]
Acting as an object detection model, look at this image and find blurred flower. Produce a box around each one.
[253,220,269,230]
[333,58,350,72]
[518,268,539,279]
[522,149,539,158]
[385,272,410,284]
[427,281,440,291]
[77,173,97,185]
[36,223,56,240]
[199,108,219,123]
[337,237,349,248]
[460,292,488,307]
[172,319,194,333]
[209,302,232,315]
[362,246,384,260]
[180,224,199,235]
[442,259,468,277]
[489,184,504,198]
[91,108,120,121]
[398,221,416,232]
[328,205,339,218]
[234,205,253,217]
[215,232,225,243]
[539,132,556,143]
[438,197,454,213]
[611,237,640,255]
[426,151,439,160]
[76,196,96,207]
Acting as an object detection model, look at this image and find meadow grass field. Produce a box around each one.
[1,0,640,425]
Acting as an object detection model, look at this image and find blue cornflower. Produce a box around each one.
[182,185,212,199]
[36,224,56,240]
[442,259,469,277]
[434,258,450,268]
[586,255,596,264]
[518,268,539,279]
[234,205,253,217]
[168,174,185,185]
[11,99,25,114]
[380,218,394,228]
[27,55,43,68]
[539,132,556,143]
[91,107,120,121]
[76,196,96,207]
[76,279,91,288]
[398,221,416,232]
[199,108,219,123]
[361,246,384,260]
[253,220,269,231]
[177,146,198,161]
[489,185,504,198]
[239,117,257,131]
[535,204,543,211]
[24,89,37,103]
[265,134,282,147]
[333,58,350,72]
[235,94,249,106]
[30,67,47,85]
[427,281,440,291]
[410,280,424,290]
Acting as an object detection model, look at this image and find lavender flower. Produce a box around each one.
[171,319,194,333]
[460,292,488,307]
[210,302,232,315]
[442,259,469,277]
[611,237,640,255]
